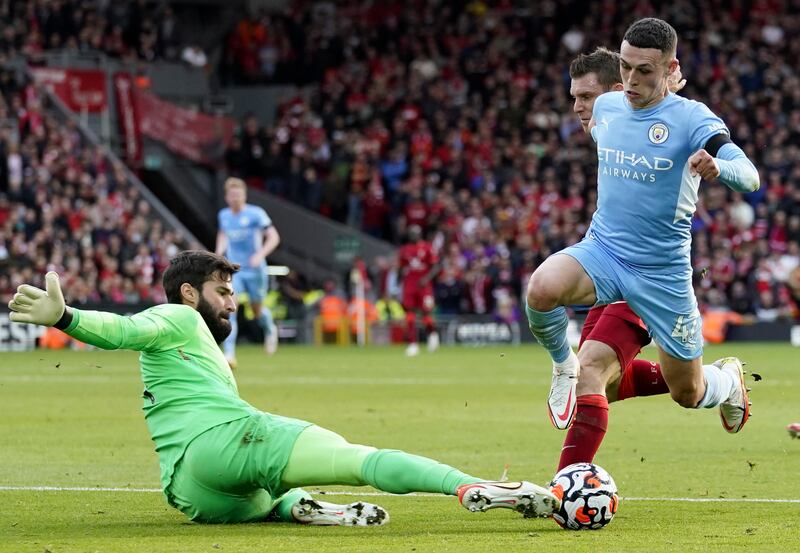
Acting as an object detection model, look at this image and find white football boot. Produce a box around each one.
[715,357,751,433]
[291,498,389,526]
[547,349,579,430]
[458,481,560,519]
[405,342,420,357]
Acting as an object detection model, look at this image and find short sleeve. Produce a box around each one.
[689,101,729,153]
[257,207,272,229]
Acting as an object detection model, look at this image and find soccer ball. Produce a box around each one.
[549,462,619,530]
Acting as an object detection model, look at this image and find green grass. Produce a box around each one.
[1,344,798,552]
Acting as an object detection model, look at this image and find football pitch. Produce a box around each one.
[1,343,798,552]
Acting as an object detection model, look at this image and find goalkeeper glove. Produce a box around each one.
[8,271,67,326]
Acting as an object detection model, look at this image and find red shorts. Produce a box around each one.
[580,303,651,370]
[402,283,434,313]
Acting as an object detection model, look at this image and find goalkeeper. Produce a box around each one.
[8,250,558,525]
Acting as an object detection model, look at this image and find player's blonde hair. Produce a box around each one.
[224,177,247,193]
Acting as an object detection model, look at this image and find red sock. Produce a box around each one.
[422,315,435,334]
[618,359,669,400]
[405,313,417,343]
[557,394,609,471]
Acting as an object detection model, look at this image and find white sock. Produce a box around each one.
[695,364,736,408]
[553,349,578,373]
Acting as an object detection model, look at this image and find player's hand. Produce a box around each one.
[688,149,720,180]
[8,271,66,326]
[668,63,686,94]
[248,253,261,268]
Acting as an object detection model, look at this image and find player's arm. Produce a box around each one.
[688,136,760,193]
[419,262,441,287]
[8,272,189,352]
[215,230,228,256]
[258,225,280,259]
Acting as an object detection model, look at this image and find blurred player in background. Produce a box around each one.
[398,225,440,356]
[216,177,279,367]
[8,252,560,525]
[527,18,758,447]
[788,423,800,439]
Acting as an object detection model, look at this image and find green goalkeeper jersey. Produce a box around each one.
[62,304,259,490]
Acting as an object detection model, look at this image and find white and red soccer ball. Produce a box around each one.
[549,462,619,530]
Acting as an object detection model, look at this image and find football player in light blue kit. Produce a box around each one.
[526,18,758,434]
[216,177,280,367]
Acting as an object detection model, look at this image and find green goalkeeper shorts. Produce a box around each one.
[165,412,312,523]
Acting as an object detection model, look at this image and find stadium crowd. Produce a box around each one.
[0,0,186,63]
[0,66,190,307]
[0,0,797,325]
[224,0,800,323]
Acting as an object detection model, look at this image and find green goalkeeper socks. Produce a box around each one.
[280,425,481,498]
[361,449,481,496]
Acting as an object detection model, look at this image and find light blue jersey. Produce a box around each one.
[218,203,276,358]
[557,92,733,360]
[218,204,273,271]
[589,91,728,269]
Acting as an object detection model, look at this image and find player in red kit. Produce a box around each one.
[398,225,440,356]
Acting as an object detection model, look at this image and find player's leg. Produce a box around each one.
[626,270,750,432]
[616,359,670,401]
[167,416,284,523]
[526,242,622,429]
[247,271,277,355]
[421,289,438,352]
[223,272,246,368]
[584,303,666,404]
[559,308,651,470]
[278,424,559,518]
[164,414,373,526]
[404,308,419,356]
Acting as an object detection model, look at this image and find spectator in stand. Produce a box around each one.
[219,1,797,325]
[0,1,191,62]
[0,71,189,307]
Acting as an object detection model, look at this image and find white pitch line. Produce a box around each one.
[0,486,797,503]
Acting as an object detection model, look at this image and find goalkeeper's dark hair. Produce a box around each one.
[569,47,621,90]
[163,250,240,304]
[623,18,677,56]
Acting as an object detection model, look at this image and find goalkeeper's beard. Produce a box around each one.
[196,296,233,344]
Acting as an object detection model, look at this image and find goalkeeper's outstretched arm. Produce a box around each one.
[8,271,181,352]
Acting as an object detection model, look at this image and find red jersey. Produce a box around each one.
[399,241,438,284]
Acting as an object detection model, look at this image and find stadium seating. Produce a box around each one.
[222,1,799,321]
[0,68,188,306]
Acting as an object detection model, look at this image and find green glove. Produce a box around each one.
[8,271,66,326]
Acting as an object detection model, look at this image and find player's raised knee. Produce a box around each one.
[526,269,561,311]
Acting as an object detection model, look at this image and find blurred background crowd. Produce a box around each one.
[0,0,798,326]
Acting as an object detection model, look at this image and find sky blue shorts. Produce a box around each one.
[233,269,268,303]
[559,236,703,361]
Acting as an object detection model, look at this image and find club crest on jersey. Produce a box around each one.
[648,123,669,144]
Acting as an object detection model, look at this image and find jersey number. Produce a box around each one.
[670,315,698,345]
